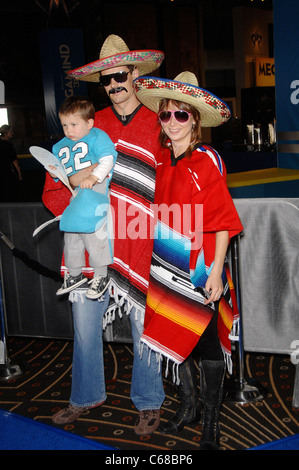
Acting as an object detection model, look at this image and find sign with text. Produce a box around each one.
[39,29,87,138]
[255,58,275,87]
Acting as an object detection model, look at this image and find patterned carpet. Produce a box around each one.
[1,336,299,451]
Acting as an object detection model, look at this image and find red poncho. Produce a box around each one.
[140,144,243,371]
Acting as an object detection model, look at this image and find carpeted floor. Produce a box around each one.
[1,336,299,451]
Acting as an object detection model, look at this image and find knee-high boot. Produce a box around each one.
[199,359,225,450]
[159,356,201,434]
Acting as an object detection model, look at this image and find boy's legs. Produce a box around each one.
[84,180,113,299]
[56,233,87,295]
[64,232,86,276]
[83,222,112,299]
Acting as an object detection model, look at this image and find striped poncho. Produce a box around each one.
[140,143,243,373]
[94,105,161,320]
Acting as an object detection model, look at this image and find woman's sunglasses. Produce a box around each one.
[100,70,131,87]
[158,110,192,124]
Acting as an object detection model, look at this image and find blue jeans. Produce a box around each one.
[70,292,108,407]
[69,290,165,410]
[130,308,165,410]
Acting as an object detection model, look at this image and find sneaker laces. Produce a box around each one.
[89,276,102,288]
[62,271,70,288]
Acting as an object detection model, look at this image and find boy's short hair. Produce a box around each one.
[59,96,95,121]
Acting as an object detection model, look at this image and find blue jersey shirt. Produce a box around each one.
[52,127,117,179]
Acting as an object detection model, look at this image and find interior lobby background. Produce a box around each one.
[0,0,274,158]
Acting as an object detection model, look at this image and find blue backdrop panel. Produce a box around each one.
[273,0,299,169]
[250,433,299,450]
[39,28,87,138]
[0,409,114,450]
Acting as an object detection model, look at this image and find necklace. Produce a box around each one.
[172,139,196,158]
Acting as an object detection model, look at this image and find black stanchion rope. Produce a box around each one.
[0,231,61,282]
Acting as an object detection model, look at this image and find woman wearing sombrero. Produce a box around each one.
[134,72,243,449]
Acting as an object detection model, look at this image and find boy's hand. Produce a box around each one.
[80,174,98,189]
[69,163,97,188]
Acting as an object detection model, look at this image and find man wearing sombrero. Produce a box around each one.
[42,35,165,435]
[133,72,243,449]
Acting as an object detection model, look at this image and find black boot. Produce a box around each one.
[159,356,201,434]
[199,359,225,450]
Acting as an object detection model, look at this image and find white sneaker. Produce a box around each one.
[86,275,110,299]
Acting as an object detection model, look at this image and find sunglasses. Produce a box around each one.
[158,110,192,124]
[100,70,132,87]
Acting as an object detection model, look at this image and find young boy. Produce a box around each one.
[52,96,117,299]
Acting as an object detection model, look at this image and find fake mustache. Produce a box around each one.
[109,87,128,95]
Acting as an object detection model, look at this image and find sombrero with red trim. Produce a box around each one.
[68,34,164,83]
[133,71,231,127]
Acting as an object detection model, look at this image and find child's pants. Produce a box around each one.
[64,181,113,277]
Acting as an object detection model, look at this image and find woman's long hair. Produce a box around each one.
[158,99,202,159]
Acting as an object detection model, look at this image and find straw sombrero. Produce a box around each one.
[68,34,165,83]
[133,71,231,127]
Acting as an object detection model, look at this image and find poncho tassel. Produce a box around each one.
[139,341,164,374]
[223,349,233,376]
[103,303,117,330]
[229,317,240,342]
[69,289,88,304]
[69,287,115,331]
[108,279,145,324]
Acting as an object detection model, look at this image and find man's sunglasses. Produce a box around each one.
[100,70,131,87]
[158,110,192,124]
